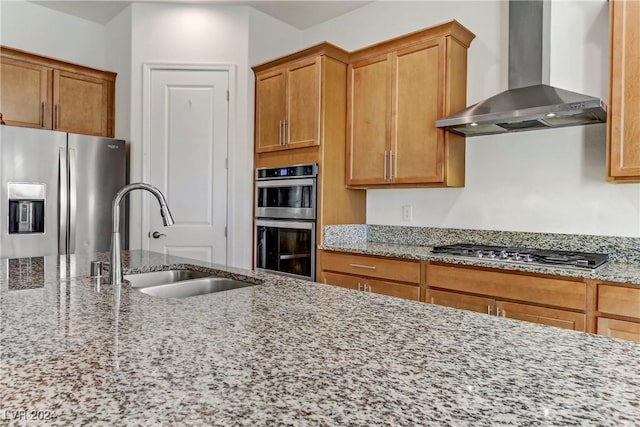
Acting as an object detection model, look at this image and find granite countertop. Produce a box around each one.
[319,241,640,285]
[2,250,640,425]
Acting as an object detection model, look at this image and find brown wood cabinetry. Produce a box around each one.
[319,251,421,301]
[427,289,586,331]
[253,44,366,257]
[425,263,588,332]
[0,46,116,137]
[597,283,640,342]
[254,47,339,153]
[607,0,640,181]
[347,21,475,188]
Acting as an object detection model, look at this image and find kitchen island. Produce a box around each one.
[1,250,639,425]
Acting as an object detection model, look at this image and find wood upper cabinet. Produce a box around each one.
[254,55,322,153]
[347,21,475,187]
[0,46,116,137]
[53,69,113,137]
[318,250,421,301]
[607,0,640,181]
[0,55,52,129]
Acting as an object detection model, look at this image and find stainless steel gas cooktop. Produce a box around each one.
[431,243,609,271]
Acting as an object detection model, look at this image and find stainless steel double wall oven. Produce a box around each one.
[255,164,317,280]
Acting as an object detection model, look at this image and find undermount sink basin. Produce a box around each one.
[124,269,210,288]
[136,277,256,298]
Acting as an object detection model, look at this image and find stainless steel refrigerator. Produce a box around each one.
[0,125,126,259]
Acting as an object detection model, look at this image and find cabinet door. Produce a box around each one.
[0,56,51,129]
[392,39,445,184]
[597,317,640,343]
[427,289,495,315]
[366,278,420,301]
[320,271,362,291]
[53,70,110,137]
[496,301,586,332]
[347,54,390,186]
[286,57,320,149]
[255,68,286,153]
[608,0,640,180]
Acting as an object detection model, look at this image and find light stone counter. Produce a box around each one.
[1,250,639,426]
[321,225,640,285]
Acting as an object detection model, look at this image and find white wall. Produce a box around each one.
[250,0,640,238]
[128,3,253,267]
[0,0,106,69]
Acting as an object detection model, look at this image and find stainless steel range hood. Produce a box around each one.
[436,0,607,137]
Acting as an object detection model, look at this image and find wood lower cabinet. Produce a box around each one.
[596,283,640,342]
[425,263,588,332]
[427,289,586,331]
[607,0,640,181]
[597,317,640,343]
[0,46,116,137]
[319,251,421,301]
[347,21,474,187]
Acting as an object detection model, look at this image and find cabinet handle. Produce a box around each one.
[41,102,45,127]
[383,151,388,180]
[357,282,362,291]
[278,120,283,145]
[54,104,59,129]
[349,263,376,270]
[496,307,501,316]
[283,119,287,145]
[487,305,491,315]
[364,283,371,292]
[389,150,393,181]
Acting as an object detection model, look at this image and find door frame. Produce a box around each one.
[141,62,236,262]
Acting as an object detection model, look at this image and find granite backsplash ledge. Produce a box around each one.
[323,224,640,263]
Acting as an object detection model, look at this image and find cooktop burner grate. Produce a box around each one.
[431,243,609,271]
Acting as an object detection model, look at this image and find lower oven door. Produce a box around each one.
[255,219,315,281]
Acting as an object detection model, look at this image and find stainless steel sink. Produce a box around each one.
[136,277,256,298]
[124,269,211,288]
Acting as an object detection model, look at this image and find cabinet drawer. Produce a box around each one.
[321,271,419,301]
[597,317,640,343]
[598,285,640,319]
[322,251,420,284]
[426,264,586,311]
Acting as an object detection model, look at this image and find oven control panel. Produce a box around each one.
[256,163,318,180]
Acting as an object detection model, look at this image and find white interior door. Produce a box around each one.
[147,67,229,264]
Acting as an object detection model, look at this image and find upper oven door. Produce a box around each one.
[255,178,316,220]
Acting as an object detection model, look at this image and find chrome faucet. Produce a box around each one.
[110,183,174,285]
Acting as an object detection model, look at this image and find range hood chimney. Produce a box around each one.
[435,0,606,137]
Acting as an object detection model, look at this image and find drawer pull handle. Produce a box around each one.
[349,263,376,270]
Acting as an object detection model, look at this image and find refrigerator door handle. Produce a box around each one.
[68,148,77,254]
[58,147,68,254]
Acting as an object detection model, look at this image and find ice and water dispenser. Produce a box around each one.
[8,183,45,234]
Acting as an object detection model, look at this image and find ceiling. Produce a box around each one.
[30,1,372,29]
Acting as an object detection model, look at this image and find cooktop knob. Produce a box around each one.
[523,254,534,262]
[488,250,496,258]
[499,250,509,259]
[476,250,484,258]
[512,252,522,261]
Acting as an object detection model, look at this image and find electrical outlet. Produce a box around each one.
[402,205,412,222]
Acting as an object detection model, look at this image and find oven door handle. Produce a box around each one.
[255,178,316,188]
[255,219,314,230]
[259,227,267,269]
